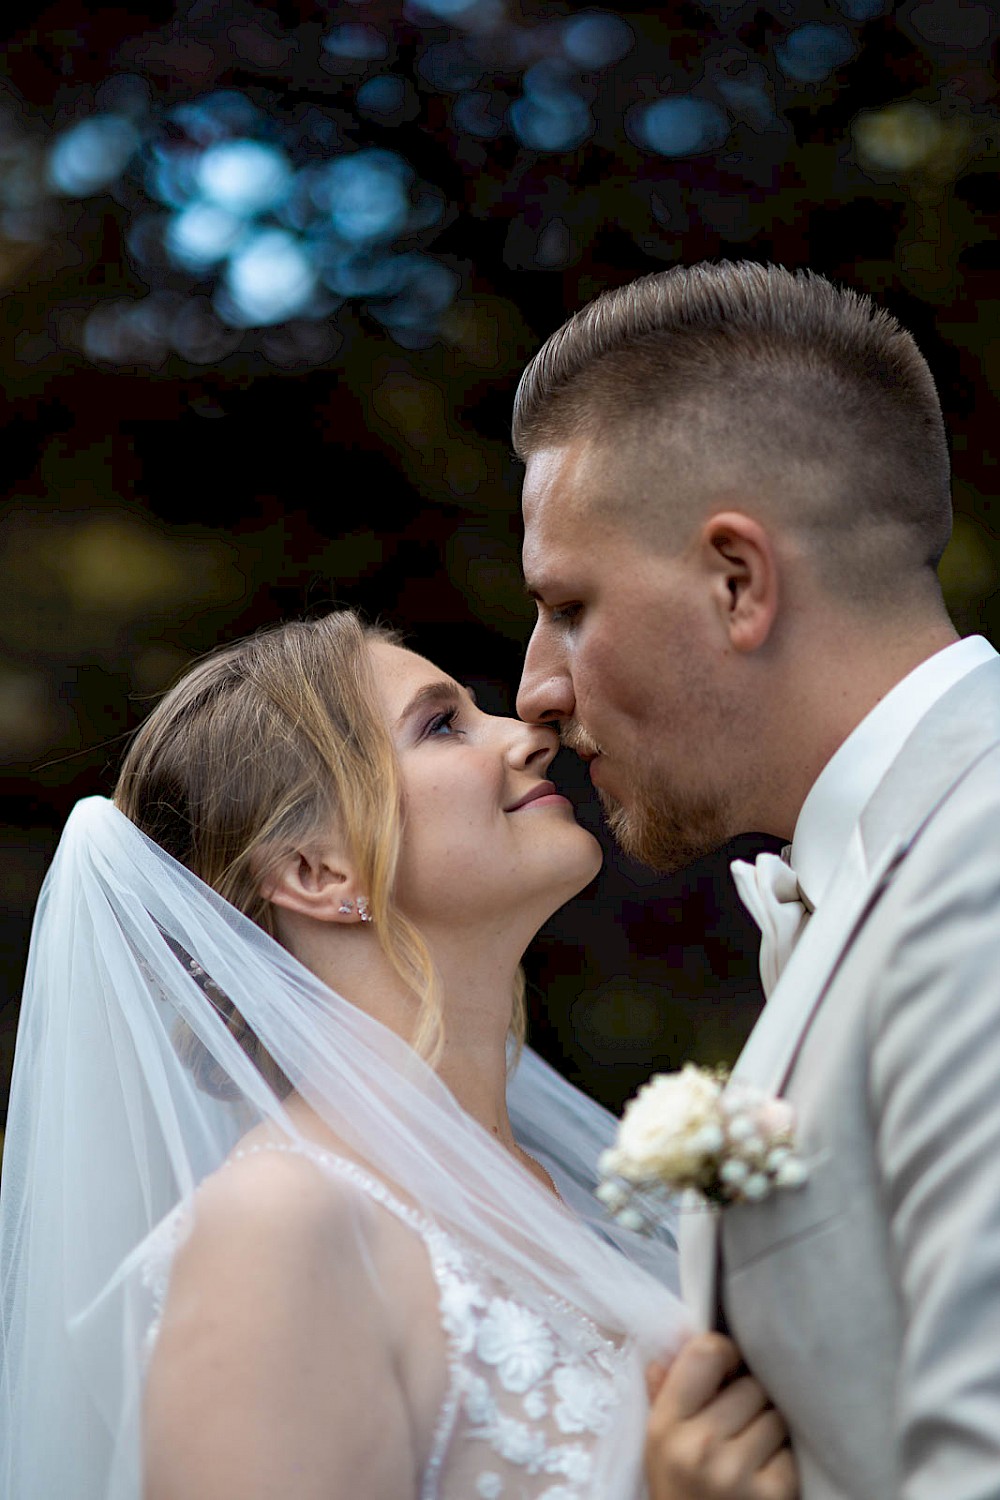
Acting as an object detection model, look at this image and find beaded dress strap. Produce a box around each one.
[227,1138,447,1242]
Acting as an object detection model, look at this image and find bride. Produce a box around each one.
[0,610,794,1500]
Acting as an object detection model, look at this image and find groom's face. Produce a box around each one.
[518,441,736,872]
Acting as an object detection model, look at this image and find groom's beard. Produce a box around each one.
[600,780,730,874]
[562,721,730,875]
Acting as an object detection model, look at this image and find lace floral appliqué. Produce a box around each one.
[431,1241,628,1499]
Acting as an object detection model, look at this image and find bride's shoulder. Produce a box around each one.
[177,1140,372,1294]
[145,1149,428,1499]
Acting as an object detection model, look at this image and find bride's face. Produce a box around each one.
[368,641,602,933]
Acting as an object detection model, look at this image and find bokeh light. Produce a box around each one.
[322,23,390,63]
[407,0,484,21]
[453,90,505,139]
[196,140,292,216]
[561,14,634,68]
[166,202,244,270]
[220,228,318,326]
[631,96,730,157]
[775,24,856,85]
[510,65,594,152]
[853,102,946,172]
[321,149,413,244]
[47,115,140,196]
[357,76,409,119]
[836,0,889,17]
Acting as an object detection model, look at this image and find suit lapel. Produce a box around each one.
[680,656,1000,1328]
[739,656,1000,1100]
[680,829,901,1328]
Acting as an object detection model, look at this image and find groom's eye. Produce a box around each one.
[550,602,582,626]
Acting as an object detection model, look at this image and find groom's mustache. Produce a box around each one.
[559,720,602,759]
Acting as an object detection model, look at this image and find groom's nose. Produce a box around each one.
[517,621,575,725]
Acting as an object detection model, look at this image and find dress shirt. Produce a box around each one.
[791,634,998,911]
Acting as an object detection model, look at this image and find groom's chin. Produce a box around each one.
[598,787,730,875]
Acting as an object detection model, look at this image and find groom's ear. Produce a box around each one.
[699,511,778,653]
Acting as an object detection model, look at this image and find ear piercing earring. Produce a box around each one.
[338,897,372,923]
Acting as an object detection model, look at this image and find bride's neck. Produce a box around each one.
[413,939,524,1146]
[290,925,524,1145]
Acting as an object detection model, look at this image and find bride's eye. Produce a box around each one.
[425,707,463,738]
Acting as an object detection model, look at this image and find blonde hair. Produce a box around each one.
[115,611,525,1094]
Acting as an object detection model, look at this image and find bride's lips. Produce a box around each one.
[506,780,572,812]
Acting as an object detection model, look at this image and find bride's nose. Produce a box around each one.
[506,718,559,773]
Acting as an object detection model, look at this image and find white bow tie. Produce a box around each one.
[731,847,813,999]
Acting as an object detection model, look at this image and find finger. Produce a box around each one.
[724,1405,789,1471]
[688,1373,772,1444]
[652,1333,743,1423]
[645,1361,668,1404]
[755,1444,798,1500]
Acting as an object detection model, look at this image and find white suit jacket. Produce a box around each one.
[680,656,1000,1500]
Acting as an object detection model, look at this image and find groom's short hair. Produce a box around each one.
[512,262,953,592]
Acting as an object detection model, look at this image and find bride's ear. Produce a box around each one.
[259,843,363,925]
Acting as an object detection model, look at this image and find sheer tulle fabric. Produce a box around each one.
[0,798,688,1498]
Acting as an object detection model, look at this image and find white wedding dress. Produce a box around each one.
[1,799,688,1500]
[143,1141,637,1500]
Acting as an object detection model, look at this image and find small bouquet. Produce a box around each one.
[596,1064,808,1232]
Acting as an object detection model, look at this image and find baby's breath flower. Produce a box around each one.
[774,1157,809,1189]
[719,1159,749,1188]
[595,1181,627,1212]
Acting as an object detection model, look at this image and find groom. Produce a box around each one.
[515,261,1000,1500]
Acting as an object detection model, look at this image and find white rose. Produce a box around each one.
[614,1066,723,1182]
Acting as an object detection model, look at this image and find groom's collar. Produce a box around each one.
[790,635,997,911]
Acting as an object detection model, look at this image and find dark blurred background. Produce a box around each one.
[2,0,998,1144]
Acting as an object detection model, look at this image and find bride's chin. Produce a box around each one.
[549,829,604,896]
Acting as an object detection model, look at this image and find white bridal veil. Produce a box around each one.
[0,797,687,1499]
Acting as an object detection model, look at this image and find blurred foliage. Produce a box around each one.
[1,0,999,1114]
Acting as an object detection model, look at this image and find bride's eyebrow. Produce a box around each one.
[396,680,476,729]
